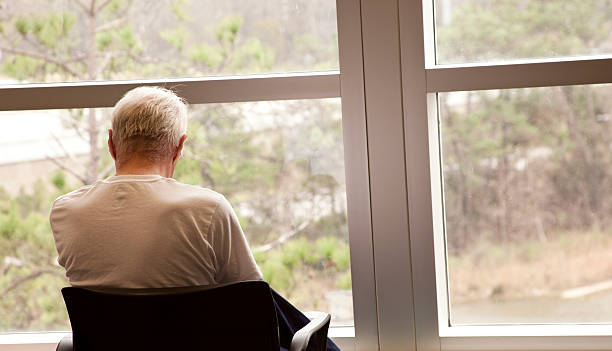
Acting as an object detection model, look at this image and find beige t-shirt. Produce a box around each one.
[50,174,262,288]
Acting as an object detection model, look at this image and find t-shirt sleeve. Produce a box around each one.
[208,196,262,283]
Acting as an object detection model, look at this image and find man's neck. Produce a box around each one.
[115,157,174,178]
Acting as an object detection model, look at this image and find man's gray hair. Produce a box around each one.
[111,86,188,162]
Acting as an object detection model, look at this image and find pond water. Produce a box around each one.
[452,290,612,325]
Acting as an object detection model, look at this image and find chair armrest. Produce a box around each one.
[289,311,331,351]
[56,336,73,351]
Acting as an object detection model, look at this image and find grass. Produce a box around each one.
[448,230,612,303]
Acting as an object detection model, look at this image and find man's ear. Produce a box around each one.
[173,134,187,164]
[108,129,117,161]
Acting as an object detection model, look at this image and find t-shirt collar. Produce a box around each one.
[103,174,167,183]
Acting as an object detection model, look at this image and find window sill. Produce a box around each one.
[441,324,612,337]
[0,332,69,345]
[440,325,612,351]
[0,327,355,350]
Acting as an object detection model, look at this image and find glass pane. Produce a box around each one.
[0,98,352,332]
[435,0,612,64]
[0,0,338,84]
[439,84,612,324]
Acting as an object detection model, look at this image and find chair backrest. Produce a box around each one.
[61,280,280,351]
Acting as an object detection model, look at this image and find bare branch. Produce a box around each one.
[253,221,311,253]
[2,256,24,276]
[45,156,88,185]
[2,269,65,295]
[49,132,83,167]
[66,53,88,63]
[95,17,127,32]
[71,0,90,14]
[66,116,86,140]
[94,52,113,78]
[19,32,48,52]
[0,46,84,79]
[96,0,113,13]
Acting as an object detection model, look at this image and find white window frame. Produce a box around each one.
[4,1,612,350]
[400,1,612,351]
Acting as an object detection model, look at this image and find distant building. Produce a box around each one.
[0,108,89,195]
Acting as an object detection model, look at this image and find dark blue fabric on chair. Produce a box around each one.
[61,281,340,351]
[271,289,340,351]
[62,281,280,351]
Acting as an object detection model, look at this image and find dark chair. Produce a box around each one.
[56,280,331,351]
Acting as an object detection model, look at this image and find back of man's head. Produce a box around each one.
[111,86,188,163]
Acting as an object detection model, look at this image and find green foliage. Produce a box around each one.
[160,26,190,52]
[169,0,192,22]
[1,55,41,81]
[106,0,130,14]
[188,42,223,68]
[231,38,275,71]
[315,236,339,261]
[51,171,67,193]
[337,271,352,290]
[438,0,612,255]
[255,234,351,297]
[0,180,70,331]
[96,31,113,51]
[0,0,344,331]
[0,203,19,240]
[174,155,203,185]
[117,25,141,52]
[13,12,76,49]
[281,238,316,269]
[259,251,292,291]
[215,15,243,46]
[332,244,351,271]
[437,0,612,63]
[15,18,30,35]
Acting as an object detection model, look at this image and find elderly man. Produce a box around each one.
[50,86,261,287]
[50,86,340,351]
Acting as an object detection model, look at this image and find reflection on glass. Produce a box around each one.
[439,84,612,324]
[0,0,338,85]
[435,0,612,64]
[0,99,352,332]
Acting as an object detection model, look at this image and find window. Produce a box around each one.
[7,0,612,350]
[440,84,612,325]
[0,99,352,333]
[0,0,337,84]
[402,0,612,349]
[434,0,612,64]
[0,1,360,349]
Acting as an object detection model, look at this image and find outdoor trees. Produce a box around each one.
[0,0,348,331]
[437,0,612,249]
[436,0,612,314]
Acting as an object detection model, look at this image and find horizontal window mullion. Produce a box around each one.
[426,56,612,92]
[0,72,340,111]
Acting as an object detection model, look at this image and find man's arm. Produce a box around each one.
[208,195,262,283]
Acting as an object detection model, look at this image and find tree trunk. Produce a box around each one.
[85,1,99,184]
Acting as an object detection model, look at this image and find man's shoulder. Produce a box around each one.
[49,183,98,232]
[51,183,97,209]
[168,181,228,208]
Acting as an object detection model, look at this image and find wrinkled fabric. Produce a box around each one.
[272,289,341,351]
